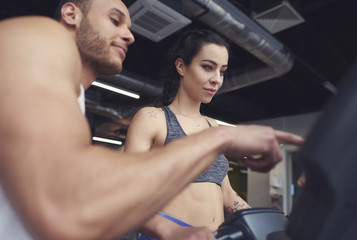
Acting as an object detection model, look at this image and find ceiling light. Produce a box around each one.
[92,81,140,99]
[216,119,236,127]
[92,137,123,145]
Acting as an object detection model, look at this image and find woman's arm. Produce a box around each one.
[211,119,250,215]
[221,176,251,217]
[124,107,164,153]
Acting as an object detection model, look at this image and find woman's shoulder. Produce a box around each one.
[205,116,219,127]
[132,106,165,123]
[127,106,167,146]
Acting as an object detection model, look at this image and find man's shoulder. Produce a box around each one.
[0,16,67,39]
[0,16,81,87]
[0,16,77,60]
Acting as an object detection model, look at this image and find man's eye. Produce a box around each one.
[110,18,119,26]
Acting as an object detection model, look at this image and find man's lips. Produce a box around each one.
[114,45,127,59]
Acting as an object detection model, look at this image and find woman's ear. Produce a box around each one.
[60,2,83,28]
[175,58,185,77]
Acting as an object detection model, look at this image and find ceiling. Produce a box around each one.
[1,0,357,145]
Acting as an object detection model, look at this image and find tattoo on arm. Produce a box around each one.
[224,194,248,216]
[147,110,157,118]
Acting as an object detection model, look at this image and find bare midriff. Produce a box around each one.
[161,182,224,231]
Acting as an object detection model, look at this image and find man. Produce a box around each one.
[0,0,304,239]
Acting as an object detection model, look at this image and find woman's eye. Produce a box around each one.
[203,65,213,71]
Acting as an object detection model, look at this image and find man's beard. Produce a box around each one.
[76,16,122,76]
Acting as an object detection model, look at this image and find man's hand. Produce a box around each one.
[224,125,304,172]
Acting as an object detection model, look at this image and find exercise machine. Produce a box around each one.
[214,62,357,240]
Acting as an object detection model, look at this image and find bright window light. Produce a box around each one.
[92,81,140,99]
[93,137,123,145]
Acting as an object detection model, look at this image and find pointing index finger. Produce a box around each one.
[274,130,305,146]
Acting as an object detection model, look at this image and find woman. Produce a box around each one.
[124,29,250,239]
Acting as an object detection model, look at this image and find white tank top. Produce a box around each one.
[77,84,86,114]
[0,186,32,239]
[0,86,86,239]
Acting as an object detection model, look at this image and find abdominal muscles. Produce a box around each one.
[161,182,224,231]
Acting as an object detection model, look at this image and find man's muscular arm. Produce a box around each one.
[0,17,304,240]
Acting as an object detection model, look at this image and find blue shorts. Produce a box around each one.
[137,212,193,240]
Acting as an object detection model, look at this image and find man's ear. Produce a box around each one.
[175,58,185,77]
[60,2,82,27]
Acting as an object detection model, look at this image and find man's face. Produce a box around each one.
[75,0,135,76]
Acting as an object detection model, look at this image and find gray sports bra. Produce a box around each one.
[162,106,229,186]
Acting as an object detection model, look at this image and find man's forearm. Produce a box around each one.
[22,127,228,239]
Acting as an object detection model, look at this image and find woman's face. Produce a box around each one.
[178,43,229,104]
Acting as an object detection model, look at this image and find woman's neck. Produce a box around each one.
[170,97,201,118]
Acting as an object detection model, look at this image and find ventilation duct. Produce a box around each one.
[100,0,294,98]
[253,1,305,34]
[182,0,295,94]
[128,0,191,42]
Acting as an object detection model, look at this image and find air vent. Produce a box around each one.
[128,0,191,42]
[253,1,304,34]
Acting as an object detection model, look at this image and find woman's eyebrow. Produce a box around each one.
[201,59,228,68]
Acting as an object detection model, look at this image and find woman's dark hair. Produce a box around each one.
[154,29,230,107]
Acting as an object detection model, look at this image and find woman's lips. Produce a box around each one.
[205,88,217,95]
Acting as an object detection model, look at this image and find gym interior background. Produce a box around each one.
[1,0,356,224]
